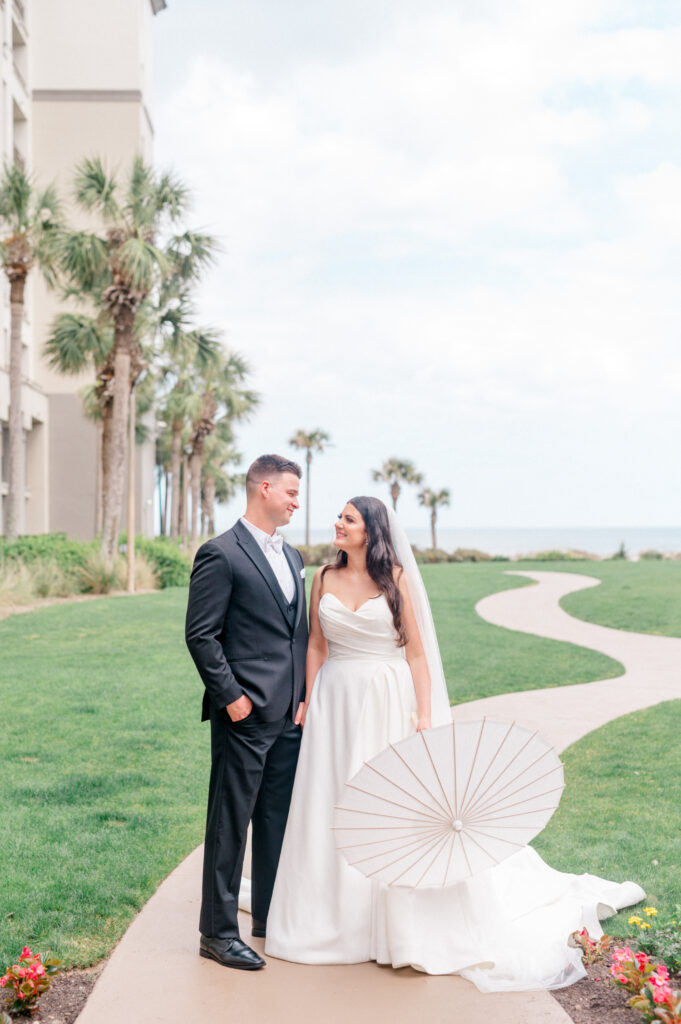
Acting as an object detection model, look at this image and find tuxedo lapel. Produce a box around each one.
[284,544,305,630]
[233,520,292,626]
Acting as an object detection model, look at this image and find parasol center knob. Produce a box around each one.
[452,819,463,832]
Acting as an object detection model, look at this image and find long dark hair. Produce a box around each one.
[322,495,407,646]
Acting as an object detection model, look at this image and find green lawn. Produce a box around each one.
[421,563,622,703]
[553,560,681,638]
[0,591,207,967]
[533,700,681,933]
[0,561,671,968]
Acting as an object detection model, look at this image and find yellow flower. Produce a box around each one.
[628,915,643,925]
[639,922,652,930]
[643,907,658,917]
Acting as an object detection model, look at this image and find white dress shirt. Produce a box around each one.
[240,517,296,604]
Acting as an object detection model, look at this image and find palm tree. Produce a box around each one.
[186,351,257,551]
[289,428,331,546]
[201,425,242,536]
[156,321,221,539]
[0,164,61,539]
[418,487,451,550]
[57,155,215,564]
[371,458,423,512]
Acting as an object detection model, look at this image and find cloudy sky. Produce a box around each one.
[153,1,681,533]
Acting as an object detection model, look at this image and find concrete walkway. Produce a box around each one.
[456,571,681,754]
[75,570,681,1024]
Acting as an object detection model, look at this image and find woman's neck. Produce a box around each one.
[344,549,368,575]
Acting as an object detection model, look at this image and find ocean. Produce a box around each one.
[279,526,681,558]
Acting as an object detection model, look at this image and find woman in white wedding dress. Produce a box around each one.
[264,496,645,991]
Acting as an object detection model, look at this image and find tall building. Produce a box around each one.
[0,0,166,538]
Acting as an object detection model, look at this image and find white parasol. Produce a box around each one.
[333,718,564,888]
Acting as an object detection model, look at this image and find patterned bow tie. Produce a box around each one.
[266,534,284,555]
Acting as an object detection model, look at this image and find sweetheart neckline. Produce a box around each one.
[320,591,384,615]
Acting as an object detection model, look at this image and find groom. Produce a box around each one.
[185,454,308,971]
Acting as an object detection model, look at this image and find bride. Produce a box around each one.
[263,496,645,990]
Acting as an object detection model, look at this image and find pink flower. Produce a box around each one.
[652,966,670,982]
[651,982,673,1004]
[635,952,650,968]
[20,947,33,959]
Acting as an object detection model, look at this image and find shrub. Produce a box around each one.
[134,537,191,588]
[0,533,95,571]
[31,559,77,598]
[295,543,337,567]
[450,548,492,563]
[0,560,35,608]
[77,550,121,594]
[412,548,450,564]
[640,550,664,560]
[521,550,599,562]
[113,552,159,591]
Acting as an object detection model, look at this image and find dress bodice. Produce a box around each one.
[319,592,406,663]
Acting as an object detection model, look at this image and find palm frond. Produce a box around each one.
[60,231,110,292]
[116,236,169,294]
[125,155,156,228]
[154,170,189,222]
[165,230,217,282]
[0,162,31,227]
[44,313,112,373]
[74,157,121,221]
[189,327,222,370]
[31,183,62,225]
[79,383,102,422]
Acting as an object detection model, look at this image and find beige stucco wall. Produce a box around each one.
[27,0,159,539]
[46,393,98,539]
[31,0,149,93]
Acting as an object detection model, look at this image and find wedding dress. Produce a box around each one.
[262,592,645,991]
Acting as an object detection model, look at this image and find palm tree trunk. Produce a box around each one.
[95,419,104,536]
[189,445,203,551]
[99,398,113,538]
[170,421,182,538]
[163,469,170,537]
[431,509,437,550]
[305,449,312,546]
[101,311,133,565]
[6,274,26,540]
[180,451,189,545]
[390,482,400,511]
[203,474,216,536]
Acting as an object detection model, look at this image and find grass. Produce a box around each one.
[0,558,673,969]
[533,700,681,934]
[555,559,681,638]
[419,563,623,703]
[0,590,207,968]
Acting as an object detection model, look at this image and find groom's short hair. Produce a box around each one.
[246,454,302,496]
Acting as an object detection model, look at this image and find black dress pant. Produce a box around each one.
[200,705,301,939]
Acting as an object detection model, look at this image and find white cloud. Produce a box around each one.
[155,2,681,530]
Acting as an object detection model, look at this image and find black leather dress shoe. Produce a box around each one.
[199,935,265,970]
[251,919,266,938]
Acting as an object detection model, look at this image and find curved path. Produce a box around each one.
[457,571,681,754]
[75,570,681,1024]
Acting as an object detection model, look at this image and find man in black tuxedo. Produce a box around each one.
[185,454,308,971]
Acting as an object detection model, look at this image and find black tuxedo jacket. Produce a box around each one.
[185,520,308,722]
